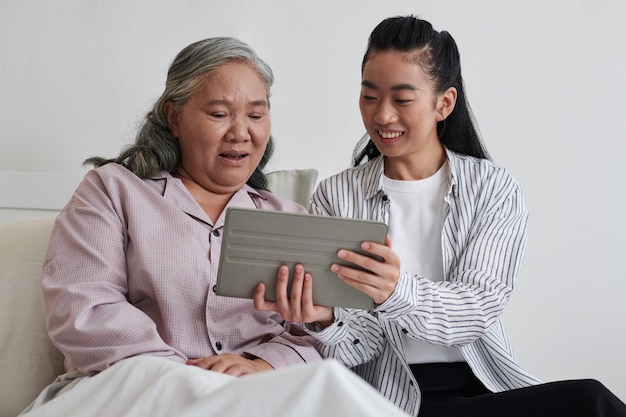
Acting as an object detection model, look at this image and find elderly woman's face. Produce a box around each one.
[167,62,271,194]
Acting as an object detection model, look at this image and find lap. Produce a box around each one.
[419,379,626,417]
[22,357,411,417]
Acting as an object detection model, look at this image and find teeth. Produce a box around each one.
[380,131,402,139]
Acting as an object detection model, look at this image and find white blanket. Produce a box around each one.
[21,357,410,417]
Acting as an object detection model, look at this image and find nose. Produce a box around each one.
[373,99,397,125]
[226,115,252,142]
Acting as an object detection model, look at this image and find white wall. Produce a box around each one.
[2,0,625,400]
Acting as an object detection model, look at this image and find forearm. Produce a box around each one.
[43,177,186,372]
[301,308,387,368]
[243,330,322,369]
[45,278,187,372]
[378,186,527,346]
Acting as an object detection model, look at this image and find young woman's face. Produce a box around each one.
[359,50,444,171]
[167,62,271,194]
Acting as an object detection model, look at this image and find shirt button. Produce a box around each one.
[212,285,217,293]
[215,342,222,351]
[212,230,220,237]
[381,195,388,201]
[353,339,360,345]
[337,321,344,327]
[402,328,408,334]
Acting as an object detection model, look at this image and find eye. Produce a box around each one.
[210,112,227,118]
[395,99,413,105]
[361,95,377,102]
[249,113,264,120]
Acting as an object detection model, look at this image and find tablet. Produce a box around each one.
[215,207,388,309]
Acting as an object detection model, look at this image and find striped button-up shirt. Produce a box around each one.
[307,149,541,417]
[42,163,322,374]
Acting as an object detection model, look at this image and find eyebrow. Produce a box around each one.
[206,99,268,107]
[361,80,419,91]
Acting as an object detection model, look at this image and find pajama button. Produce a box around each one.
[212,230,220,237]
[353,339,360,345]
[213,285,217,293]
[216,342,222,351]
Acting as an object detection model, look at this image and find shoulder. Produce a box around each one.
[253,189,308,214]
[82,163,139,188]
[317,157,381,193]
[448,151,521,193]
[73,164,169,211]
[83,164,168,191]
[311,158,383,216]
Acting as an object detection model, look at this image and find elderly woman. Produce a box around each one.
[20,37,411,417]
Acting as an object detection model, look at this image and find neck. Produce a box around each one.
[175,171,235,223]
[384,147,446,181]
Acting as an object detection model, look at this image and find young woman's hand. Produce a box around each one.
[253,264,334,326]
[332,235,400,305]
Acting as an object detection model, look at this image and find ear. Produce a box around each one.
[436,87,457,121]
[164,101,181,138]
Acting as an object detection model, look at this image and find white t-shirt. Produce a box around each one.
[384,161,465,364]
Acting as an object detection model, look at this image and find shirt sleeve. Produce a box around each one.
[380,175,529,346]
[307,163,529,358]
[42,170,186,373]
[243,322,322,369]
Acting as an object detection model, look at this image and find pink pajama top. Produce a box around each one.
[42,163,321,374]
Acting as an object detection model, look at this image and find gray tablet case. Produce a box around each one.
[216,207,388,309]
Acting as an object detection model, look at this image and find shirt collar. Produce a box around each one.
[361,155,386,200]
[362,148,459,199]
[443,147,459,198]
[157,171,266,226]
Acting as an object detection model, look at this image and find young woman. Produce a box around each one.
[255,15,626,417]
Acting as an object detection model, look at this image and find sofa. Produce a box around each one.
[0,168,318,417]
[0,217,64,417]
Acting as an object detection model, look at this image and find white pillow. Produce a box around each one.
[266,169,318,207]
[0,217,65,417]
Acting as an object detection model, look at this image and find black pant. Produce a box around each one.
[410,362,626,417]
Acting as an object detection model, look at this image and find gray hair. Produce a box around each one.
[85,37,275,189]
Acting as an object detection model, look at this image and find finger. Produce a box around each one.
[337,248,384,277]
[333,262,398,305]
[274,265,290,305]
[253,282,275,311]
[332,263,377,289]
[274,265,292,318]
[340,244,399,276]
[300,273,315,319]
[204,354,239,374]
[188,356,218,370]
[220,363,243,376]
[289,264,305,320]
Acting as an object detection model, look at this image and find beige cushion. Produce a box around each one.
[0,217,65,417]
[266,169,318,207]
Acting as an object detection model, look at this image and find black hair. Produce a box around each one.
[353,15,490,166]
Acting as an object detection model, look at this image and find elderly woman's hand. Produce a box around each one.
[253,264,334,327]
[186,354,272,376]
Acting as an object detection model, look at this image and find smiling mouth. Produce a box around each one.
[378,130,403,139]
